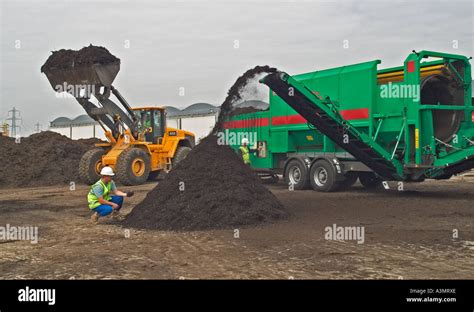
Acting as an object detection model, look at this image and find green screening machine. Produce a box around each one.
[224,51,473,191]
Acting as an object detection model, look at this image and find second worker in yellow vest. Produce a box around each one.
[238,138,259,165]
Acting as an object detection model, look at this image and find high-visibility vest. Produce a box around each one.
[144,119,151,129]
[239,146,251,165]
[87,179,112,209]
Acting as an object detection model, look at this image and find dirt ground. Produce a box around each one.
[0,179,473,279]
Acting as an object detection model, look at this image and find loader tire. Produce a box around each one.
[79,148,105,184]
[171,146,191,169]
[115,148,151,186]
[358,172,382,189]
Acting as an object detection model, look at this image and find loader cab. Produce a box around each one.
[133,107,166,144]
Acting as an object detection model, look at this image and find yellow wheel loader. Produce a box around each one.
[42,47,194,185]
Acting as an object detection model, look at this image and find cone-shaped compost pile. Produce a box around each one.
[124,66,289,230]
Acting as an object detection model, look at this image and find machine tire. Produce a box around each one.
[309,159,338,192]
[171,146,192,169]
[115,148,151,186]
[79,148,105,184]
[284,159,310,190]
[358,172,382,189]
[337,172,358,190]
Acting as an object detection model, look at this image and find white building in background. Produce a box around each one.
[49,103,219,142]
[49,115,106,140]
[164,103,219,142]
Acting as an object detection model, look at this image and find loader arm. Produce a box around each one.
[75,98,116,131]
[42,53,140,139]
[93,90,138,132]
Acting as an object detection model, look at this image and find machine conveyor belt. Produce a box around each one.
[261,71,404,181]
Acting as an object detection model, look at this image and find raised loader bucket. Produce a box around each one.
[43,62,120,91]
[41,45,121,95]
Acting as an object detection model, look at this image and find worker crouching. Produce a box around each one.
[88,166,134,224]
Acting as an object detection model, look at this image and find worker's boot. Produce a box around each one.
[112,210,124,221]
[91,212,99,224]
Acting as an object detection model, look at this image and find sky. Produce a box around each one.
[0,0,473,135]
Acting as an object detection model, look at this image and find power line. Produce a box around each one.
[34,122,42,133]
[6,107,21,137]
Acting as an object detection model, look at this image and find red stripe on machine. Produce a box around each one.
[272,109,368,125]
[222,118,269,129]
[340,108,369,120]
[272,115,308,125]
[407,61,415,73]
[225,108,369,129]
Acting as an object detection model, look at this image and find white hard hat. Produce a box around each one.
[242,138,249,145]
[100,166,115,176]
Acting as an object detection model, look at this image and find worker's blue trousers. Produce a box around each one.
[92,196,124,216]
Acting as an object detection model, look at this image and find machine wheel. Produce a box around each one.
[79,148,105,184]
[309,160,338,192]
[284,159,310,190]
[337,172,358,190]
[171,146,192,169]
[115,148,151,186]
[358,172,382,189]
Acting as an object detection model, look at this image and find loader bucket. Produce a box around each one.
[41,45,121,96]
[43,62,120,92]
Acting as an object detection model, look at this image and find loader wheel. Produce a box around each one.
[309,160,338,192]
[337,172,358,191]
[358,172,381,189]
[79,148,105,184]
[115,148,151,186]
[171,146,192,169]
[285,159,310,190]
